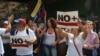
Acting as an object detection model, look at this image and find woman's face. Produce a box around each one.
[86,23,92,29]
[47,20,52,27]
[85,23,93,32]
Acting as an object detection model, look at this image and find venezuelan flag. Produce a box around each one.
[31,0,46,21]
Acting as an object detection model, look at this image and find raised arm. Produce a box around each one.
[58,28,68,39]
[78,19,87,39]
[5,15,14,33]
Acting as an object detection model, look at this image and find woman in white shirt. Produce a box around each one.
[59,19,87,56]
[38,18,59,56]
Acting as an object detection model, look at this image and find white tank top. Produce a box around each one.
[43,31,56,45]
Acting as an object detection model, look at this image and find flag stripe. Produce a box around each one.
[34,4,46,22]
[31,0,42,18]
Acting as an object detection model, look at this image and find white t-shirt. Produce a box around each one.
[14,28,36,55]
[0,28,6,55]
[66,32,84,56]
[2,33,10,44]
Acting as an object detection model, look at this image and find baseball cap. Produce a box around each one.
[14,18,26,25]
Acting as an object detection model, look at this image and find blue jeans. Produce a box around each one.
[92,49,98,56]
[43,44,57,56]
[16,54,33,56]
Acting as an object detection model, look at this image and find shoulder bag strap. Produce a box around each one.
[73,39,81,56]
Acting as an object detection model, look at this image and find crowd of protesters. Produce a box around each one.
[0,14,100,56]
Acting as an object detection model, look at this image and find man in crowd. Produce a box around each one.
[11,18,37,56]
[0,15,14,56]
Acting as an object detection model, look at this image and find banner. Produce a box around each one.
[57,11,79,29]
[10,36,30,49]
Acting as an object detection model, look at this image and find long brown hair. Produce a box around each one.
[46,17,57,29]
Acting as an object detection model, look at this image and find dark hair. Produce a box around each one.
[26,19,33,24]
[46,17,57,29]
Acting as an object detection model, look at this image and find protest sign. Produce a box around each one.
[10,36,30,49]
[57,11,78,29]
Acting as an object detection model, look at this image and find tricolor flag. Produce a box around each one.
[31,0,46,22]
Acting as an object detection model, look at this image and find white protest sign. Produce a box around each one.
[10,36,30,49]
[57,11,79,29]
